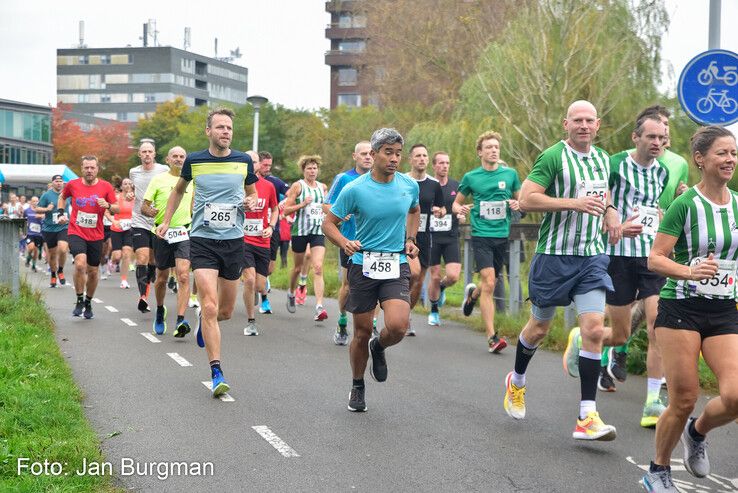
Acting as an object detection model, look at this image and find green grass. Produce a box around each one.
[0,286,119,493]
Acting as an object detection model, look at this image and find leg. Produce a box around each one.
[154,268,168,307]
[242,267,256,320]
[290,251,305,293]
[442,262,461,289]
[194,269,222,362]
[73,254,88,294]
[695,334,738,433]
[428,264,442,301]
[478,267,498,339]
[310,246,326,306]
[338,268,349,315]
[350,310,374,379]
[47,246,58,274]
[602,304,632,347]
[644,295,664,384]
[408,257,422,308]
[57,240,68,270]
[84,264,100,298]
[174,259,191,317]
[216,277,239,322]
[121,246,133,282]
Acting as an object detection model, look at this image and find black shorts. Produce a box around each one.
[340,249,351,269]
[430,234,461,266]
[153,235,191,270]
[655,297,738,339]
[190,236,244,280]
[606,256,666,306]
[68,234,104,267]
[472,236,508,273]
[345,262,411,314]
[291,234,325,253]
[244,242,271,277]
[104,225,112,241]
[42,229,68,249]
[111,230,133,251]
[270,233,280,261]
[132,227,154,251]
[416,232,432,268]
[25,235,43,248]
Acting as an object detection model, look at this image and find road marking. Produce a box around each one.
[251,426,300,458]
[121,318,137,326]
[140,332,160,343]
[105,306,118,313]
[92,298,103,304]
[201,381,235,402]
[167,352,192,367]
[626,456,737,491]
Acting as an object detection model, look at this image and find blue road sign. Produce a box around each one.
[678,49,738,126]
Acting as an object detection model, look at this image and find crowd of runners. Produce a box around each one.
[16,102,738,492]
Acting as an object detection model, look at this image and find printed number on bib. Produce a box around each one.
[306,204,324,223]
[166,227,189,244]
[204,203,236,229]
[103,216,112,227]
[52,212,62,224]
[29,223,41,233]
[480,201,506,220]
[577,180,608,203]
[76,211,98,229]
[635,205,659,236]
[418,213,428,233]
[430,214,452,232]
[243,219,264,236]
[362,252,400,280]
[119,219,132,231]
[689,257,737,297]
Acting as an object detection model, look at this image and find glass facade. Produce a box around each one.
[0,143,51,164]
[0,109,51,144]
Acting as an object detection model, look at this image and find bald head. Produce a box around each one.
[566,100,597,119]
[563,100,600,152]
[138,141,155,167]
[165,146,186,170]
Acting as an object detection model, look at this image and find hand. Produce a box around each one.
[58,214,69,225]
[47,204,55,211]
[603,207,622,244]
[457,204,472,216]
[576,196,606,216]
[262,226,273,238]
[689,254,719,281]
[243,196,257,211]
[302,195,313,206]
[155,223,169,239]
[508,199,520,211]
[125,191,135,201]
[405,240,419,258]
[96,198,109,209]
[343,239,362,256]
[620,213,644,238]
[431,206,444,218]
[145,207,159,218]
[676,181,688,197]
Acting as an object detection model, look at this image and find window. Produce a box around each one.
[181,58,195,74]
[337,94,361,107]
[338,40,365,53]
[57,94,78,104]
[338,68,358,86]
[77,55,89,65]
[111,54,130,64]
[57,75,93,90]
[100,94,111,103]
[94,113,117,119]
[338,13,366,28]
[100,54,111,64]
[338,14,353,28]
[110,94,127,103]
[104,73,129,84]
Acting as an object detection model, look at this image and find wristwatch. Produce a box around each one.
[406,236,417,245]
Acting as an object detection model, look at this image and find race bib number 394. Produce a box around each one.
[362,252,400,280]
[430,214,452,232]
[204,203,237,229]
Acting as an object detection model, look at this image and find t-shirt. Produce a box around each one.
[181,149,259,240]
[24,207,43,237]
[458,165,521,238]
[410,175,445,236]
[244,177,278,249]
[38,189,68,233]
[611,148,689,210]
[143,172,193,228]
[61,178,117,241]
[263,174,289,235]
[607,153,669,257]
[658,187,738,300]
[527,140,610,256]
[111,193,134,233]
[326,168,361,240]
[330,172,419,265]
[291,180,326,237]
[129,163,170,230]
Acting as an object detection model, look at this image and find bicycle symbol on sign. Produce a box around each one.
[697,61,738,86]
[696,88,738,114]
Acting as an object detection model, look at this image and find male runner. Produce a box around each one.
[23,197,44,272]
[36,175,69,287]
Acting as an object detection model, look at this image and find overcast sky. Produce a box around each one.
[0,1,736,111]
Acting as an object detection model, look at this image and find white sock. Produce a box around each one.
[579,400,597,419]
[579,350,601,360]
[511,371,525,388]
[647,378,662,401]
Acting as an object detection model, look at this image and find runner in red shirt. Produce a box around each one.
[242,153,279,336]
[58,156,118,319]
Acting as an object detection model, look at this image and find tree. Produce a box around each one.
[130,97,191,163]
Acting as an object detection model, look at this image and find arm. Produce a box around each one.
[509,190,521,211]
[155,178,188,238]
[452,191,472,216]
[282,182,308,215]
[648,233,717,281]
[243,183,258,211]
[431,183,446,217]
[141,199,158,218]
[322,211,361,256]
[405,205,421,257]
[519,179,601,213]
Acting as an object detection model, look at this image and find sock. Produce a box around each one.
[440,279,446,290]
[84,295,92,305]
[615,342,628,354]
[647,378,662,402]
[31,259,36,268]
[147,264,156,283]
[430,299,439,313]
[76,293,84,303]
[649,461,670,473]
[579,400,597,420]
[373,318,377,329]
[513,334,538,386]
[338,312,347,325]
[298,275,307,286]
[261,293,268,302]
[248,318,255,323]
[601,346,610,368]
[352,378,364,388]
[176,315,184,324]
[57,266,63,273]
[210,360,221,377]
[579,352,601,407]
[51,271,57,279]
[136,265,148,296]
[688,418,705,442]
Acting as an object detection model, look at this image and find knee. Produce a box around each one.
[719,389,738,417]
[218,306,233,321]
[527,319,550,340]
[201,300,218,320]
[669,389,699,416]
[480,275,496,293]
[313,264,323,276]
[582,324,605,344]
[446,272,459,284]
[176,271,189,285]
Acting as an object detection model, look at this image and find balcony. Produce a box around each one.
[325,25,367,39]
[325,0,360,13]
[325,50,362,66]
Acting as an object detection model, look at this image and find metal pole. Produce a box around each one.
[508,239,521,314]
[709,0,721,49]
[252,108,260,153]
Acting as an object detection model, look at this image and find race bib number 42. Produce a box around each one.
[689,257,737,297]
[204,203,237,229]
[76,211,98,229]
[635,205,659,236]
[362,252,400,280]
[480,201,506,221]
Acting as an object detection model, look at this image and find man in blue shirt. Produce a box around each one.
[324,140,373,345]
[323,128,420,413]
[36,175,70,288]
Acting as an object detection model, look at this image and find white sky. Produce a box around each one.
[0,1,736,111]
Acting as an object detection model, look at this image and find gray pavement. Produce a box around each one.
[22,263,738,492]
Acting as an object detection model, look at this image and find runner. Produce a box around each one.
[130,141,169,313]
[323,127,420,412]
[453,131,521,352]
[36,174,69,288]
[324,140,373,345]
[282,155,329,321]
[108,178,135,289]
[156,107,258,397]
[640,125,738,491]
[57,156,118,319]
[143,146,194,337]
[428,151,461,326]
[23,197,44,272]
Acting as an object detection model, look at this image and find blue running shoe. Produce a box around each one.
[259,298,272,314]
[196,307,205,348]
[427,311,440,326]
[438,287,446,308]
[154,306,167,335]
[211,368,230,397]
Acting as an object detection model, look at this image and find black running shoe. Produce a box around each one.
[607,348,628,382]
[369,338,387,382]
[83,302,94,320]
[347,386,367,412]
[598,367,616,392]
[72,300,84,317]
[168,276,176,292]
[137,296,150,313]
[462,283,478,317]
[173,320,191,338]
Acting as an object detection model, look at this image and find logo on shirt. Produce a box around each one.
[75,195,100,208]
[498,181,506,190]
[255,198,266,211]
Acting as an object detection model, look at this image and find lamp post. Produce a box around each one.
[246,95,268,152]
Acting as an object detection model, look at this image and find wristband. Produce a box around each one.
[56,208,66,216]
[606,205,617,212]
[406,236,417,245]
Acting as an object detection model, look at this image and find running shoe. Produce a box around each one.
[188,295,199,308]
[314,306,328,322]
[372,318,379,338]
[296,284,307,305]
[100,266,109,280]
[196,307,205,348]
[572,411,617,441]
[681,417,709,478]
[598,367,617,392]
[369,337,387,382]
[153,306,167,335]
[286,294,296,314]
[406,326,416,336]
[167,276,176,292]
[348,386,366,412]
[259,299,272,314]
[563,326,581,378]
[137,296,150,313]
[211,367,230,397]
[427,312,440,326]
[266,277,271,293]
[640,399,666,428]
[488,335,507,354]
[607,347,628,382]
[640,468,678,492]
[244,321,259,336]
[438,286,447,308]
[333,329,349,346]
[503,371,526,420]
[120,280,130,289]
[50,276,57,288]
[72,300,84,317]
[173,320,191,338]
[83,302,94,320]
[58,272,66,285]
[462,283,477,316]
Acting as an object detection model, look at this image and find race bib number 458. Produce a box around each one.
[362,252,400,280]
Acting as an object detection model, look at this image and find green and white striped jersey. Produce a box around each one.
[607,153,669,257]
[291,179,326,236]
[527,140,610,256]
[659,187,738,300]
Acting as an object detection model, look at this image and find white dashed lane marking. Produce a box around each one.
[105,306,118,312]
[121,318,137,326]
[251,426,300,458]
[140,332,160,343]
[201,382,235,402]
[167,352,192,367]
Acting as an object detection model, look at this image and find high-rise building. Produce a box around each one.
[325,1,370,108]
[56,46,248,124]
[0,99,52,165]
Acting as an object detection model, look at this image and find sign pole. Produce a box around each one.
[709,0,721,50]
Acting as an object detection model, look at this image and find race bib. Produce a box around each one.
[76,211,98,229]
[480,201,507,220]
[52,212,62,224]
[243,218,264,237]
[689,257,737,297]
[418,213,428,233]
[577,180,608,203]
[204,203,237,229]
[29,223,41,233]
[362,252,400,280]
[430,214,452,232]
[119,218,132,231]
[635,205,659,237]
[165,226,189,244]
[306,203,324,223]
[103,215,112,227]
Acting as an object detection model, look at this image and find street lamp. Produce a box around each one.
[246,95,268,152]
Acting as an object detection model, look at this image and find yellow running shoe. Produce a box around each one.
[573,411,617,441]
[563,326,581,378]
[503,371,526,419]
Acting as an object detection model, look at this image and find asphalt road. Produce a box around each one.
[22,263,738,492]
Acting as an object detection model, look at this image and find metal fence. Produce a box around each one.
[0,218,25,295]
